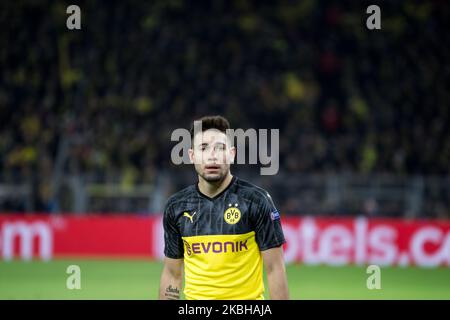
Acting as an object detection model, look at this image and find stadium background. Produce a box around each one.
[1,1,449,299]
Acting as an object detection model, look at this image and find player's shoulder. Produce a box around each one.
[234,177,274,204]
[165,184,197,209]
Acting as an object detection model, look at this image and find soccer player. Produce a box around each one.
[159,115,289,300]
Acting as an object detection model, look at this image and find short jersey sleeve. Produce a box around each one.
[252,191,286,251]
[163,201,184,259]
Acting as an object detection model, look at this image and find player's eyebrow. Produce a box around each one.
[197,141,226,147]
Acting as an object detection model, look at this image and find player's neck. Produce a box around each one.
[198,173,233,198]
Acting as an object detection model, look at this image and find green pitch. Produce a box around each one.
[1,259,449,299]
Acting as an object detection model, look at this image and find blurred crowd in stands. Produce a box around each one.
[0,1,449,214]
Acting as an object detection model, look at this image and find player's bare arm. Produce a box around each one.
[262,246,289,300]
[159,257,183,300]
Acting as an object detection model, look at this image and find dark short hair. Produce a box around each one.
[190,115,230,140]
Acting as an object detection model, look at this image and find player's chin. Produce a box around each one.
[202,173,225,182]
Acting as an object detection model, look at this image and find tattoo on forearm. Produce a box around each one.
[164,285,180,299]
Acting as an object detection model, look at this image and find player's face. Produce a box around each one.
[189,129,235,183]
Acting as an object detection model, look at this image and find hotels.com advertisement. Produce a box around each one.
[0,214,449,267]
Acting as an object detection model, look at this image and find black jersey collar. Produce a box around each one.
[196,175,237,201]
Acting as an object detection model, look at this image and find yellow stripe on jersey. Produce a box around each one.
[182,231,264,300]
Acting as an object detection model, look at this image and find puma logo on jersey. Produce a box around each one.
[183,211,197,223]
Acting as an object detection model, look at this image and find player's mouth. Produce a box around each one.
[205,165,221,171]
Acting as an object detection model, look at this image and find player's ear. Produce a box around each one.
[229,146,236,164]
[188,148,195,164]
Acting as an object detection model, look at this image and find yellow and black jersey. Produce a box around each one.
[163,176,286,300]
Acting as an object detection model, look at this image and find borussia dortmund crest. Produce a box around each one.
[224,203,241,224]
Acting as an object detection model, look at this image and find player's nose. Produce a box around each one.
[207,148,217,160]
